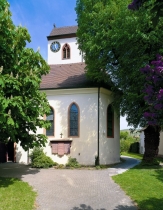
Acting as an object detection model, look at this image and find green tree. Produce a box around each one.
[75,0,163,162]
[128,0,163,26]
[0,0,50,150]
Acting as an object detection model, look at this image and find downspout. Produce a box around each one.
[97,87,100,165]
[27,149,29,164]
[81,51,83,63]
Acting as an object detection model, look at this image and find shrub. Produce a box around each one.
[130,142,139,153]
[57,164,65,169]
[30,147,55,168]
[120,131,129,140]
[120,131,139,153]
[66,157,81,168]
[29,147,44,162]
[53,162,58,166]
[120,139,132,153]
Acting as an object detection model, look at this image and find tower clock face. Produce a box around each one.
[50,41,61,52]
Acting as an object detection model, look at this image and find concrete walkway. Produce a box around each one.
[0,156,140,210]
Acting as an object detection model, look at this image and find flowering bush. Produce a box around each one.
[141,55,163,126]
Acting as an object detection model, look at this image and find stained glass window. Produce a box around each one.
[107,105,114,137]
[69,103,79,136]
[46,107,54,136]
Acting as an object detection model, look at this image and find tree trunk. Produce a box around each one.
[143,125,160,163]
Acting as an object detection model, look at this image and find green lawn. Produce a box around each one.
[121,152,143,160]
[113,153,163,210]
[0,177,37,210]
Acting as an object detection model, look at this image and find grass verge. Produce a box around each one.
[0,177,37,210]
[121,152,143,160]
[113,153,163,210]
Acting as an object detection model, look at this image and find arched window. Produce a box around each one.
[62,43,70,59]
[69,103,79,137]
[46,107,54,136]
[107,105,114,138]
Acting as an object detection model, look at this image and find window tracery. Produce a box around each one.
[107,105,114,138]
[46,107,54,136]
[69,103,79,137]
[62,43,70,59]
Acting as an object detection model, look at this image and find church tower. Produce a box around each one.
[47,25,83,64]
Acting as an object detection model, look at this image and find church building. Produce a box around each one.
[14,26,120,165]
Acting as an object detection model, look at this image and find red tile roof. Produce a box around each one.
[47,26,78,40]
[40,62,95,89]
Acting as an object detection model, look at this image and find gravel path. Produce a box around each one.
[0,156,139,210]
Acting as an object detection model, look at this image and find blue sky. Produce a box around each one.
[8,0,77,60]
[8,0,130,130]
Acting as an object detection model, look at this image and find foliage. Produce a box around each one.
[130,142,139,153]
[30,147,55,168]
[66,157,81,168]
[120,139,132,153]
[57,164,65,169]
[128,0,143,10]
[95,165,109,170]
[128,0,163,27]
[121,139,139,153]
[0,177,36,210]
[0,0,50,150]
[29,147,44,163]
[75,0,163,129]
[31,155,54,168]
[120,131,130,140]
[120,131,139,153]
[141,55,163,127]
[112,163,163,210]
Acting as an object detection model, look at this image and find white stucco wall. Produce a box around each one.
[40,88,99,165]
[48,37,83,64]
[99,88,120,165]
[16,88,120,165]
[159,132,163,156]
[139,131,145,154]
[15,142,28,164]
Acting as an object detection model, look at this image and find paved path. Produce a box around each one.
[0,156,140,210]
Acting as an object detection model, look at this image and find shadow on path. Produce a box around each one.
[71,204,137,210]
[71,204,106,210]
[114,205,138,210]
[0,162,40,187]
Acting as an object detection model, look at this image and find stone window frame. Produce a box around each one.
[106,104,114,138]
[62,43,71,60]
[68,102,80,138]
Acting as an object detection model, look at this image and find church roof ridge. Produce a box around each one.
[47,25,78,39]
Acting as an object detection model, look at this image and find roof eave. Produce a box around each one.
[40,85,111,91]
[47,33,76,40]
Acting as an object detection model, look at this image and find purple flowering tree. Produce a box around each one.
[127,0,163,163]
[128,0,143,10]
[140,55,163,162]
